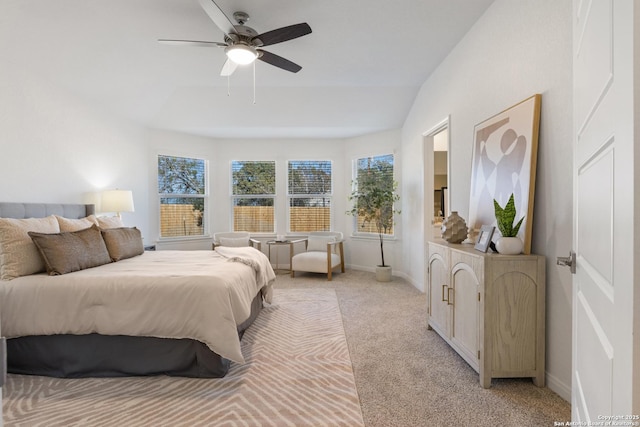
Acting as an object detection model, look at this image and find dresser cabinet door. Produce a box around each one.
[450,262,480,370]
[428,253,450,337]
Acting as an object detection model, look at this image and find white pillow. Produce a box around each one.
[0,215,60,280]
[219,236,250,247]
[56,214,98,232]
[97,215,125,229]
[307,235,336,252]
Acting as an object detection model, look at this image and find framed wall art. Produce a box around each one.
[467,94,541,254]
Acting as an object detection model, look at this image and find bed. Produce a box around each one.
[0,202,275,378]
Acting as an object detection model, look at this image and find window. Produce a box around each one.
[231,161,276,232]
[352,154,397,235]
[288,160,332,232]
[157,154,207,238]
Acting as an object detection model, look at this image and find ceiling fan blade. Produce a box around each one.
[252,23,312,47]
[158,39,227,48]
[197,0,236,36]
[220,59,238,76]
[258,50,302,73]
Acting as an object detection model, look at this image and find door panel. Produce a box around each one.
[574,0,612,134]
[490,272,537,372]
[428,254,449,337]
[573,0,634,418]
[575,291,613,420]
[577,146,613,283]
[450,264,479,366]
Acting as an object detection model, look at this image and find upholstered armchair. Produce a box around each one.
[291,231,345,280]
[213,231,261,251]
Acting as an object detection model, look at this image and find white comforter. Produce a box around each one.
[0,247,275,364]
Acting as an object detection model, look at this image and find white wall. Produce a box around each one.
[400,0,573,400]
[0,68,150,242]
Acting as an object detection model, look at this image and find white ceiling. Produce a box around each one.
[2,0,494,139]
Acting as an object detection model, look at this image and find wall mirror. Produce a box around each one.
[423,117,451,237]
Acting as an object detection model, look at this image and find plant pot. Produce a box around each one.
[495,237,523,255]
[375,265,392,282]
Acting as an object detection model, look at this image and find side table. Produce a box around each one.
[266,240,294,273]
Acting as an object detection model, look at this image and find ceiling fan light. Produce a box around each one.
[225,44,258,65]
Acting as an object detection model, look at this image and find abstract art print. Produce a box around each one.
[468,94,541,254]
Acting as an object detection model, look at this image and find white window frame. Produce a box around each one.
[230,160,276,234]
[157,154,209,240]
[287,160,333,233]
[351,153,397,238]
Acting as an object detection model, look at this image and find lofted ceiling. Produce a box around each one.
[1,0,494,139]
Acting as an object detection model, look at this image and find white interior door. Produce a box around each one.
[572,0,635,420]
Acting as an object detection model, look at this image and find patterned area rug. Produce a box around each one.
[3,289,364,427]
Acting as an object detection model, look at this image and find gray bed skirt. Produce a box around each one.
[7,293,262,378]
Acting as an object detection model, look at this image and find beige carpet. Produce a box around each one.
[3,288,364,427]
[274,269,571,427]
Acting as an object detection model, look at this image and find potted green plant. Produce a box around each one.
[347,171,401,281]
[493,193,524,254]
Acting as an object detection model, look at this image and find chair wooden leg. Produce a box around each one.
[291,270,294,278]
[327,246,332,280]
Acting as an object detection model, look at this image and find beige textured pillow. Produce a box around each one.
[96,215,124,229]
[56,215,98,232]
[101,227,144,261]
[0,215,60,280]
[28,225,112,275]
[219,236,250,247]
[307,235,336,252]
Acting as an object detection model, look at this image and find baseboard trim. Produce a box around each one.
[546,371,571,402]
[346,265,424,291]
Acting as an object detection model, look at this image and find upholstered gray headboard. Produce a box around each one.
[0,203,95,219]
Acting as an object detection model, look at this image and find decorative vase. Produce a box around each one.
[376,265,392,282]
[495,236,523,255]
[441,211,468,244]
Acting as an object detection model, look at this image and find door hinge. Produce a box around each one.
[478,292,481,302]
[477,350,480,359]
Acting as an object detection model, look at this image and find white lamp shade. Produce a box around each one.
[225,44,258,65]
[101,190,134,214]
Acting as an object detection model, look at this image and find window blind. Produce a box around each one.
[354,154,395,235]
[288,160,332,232]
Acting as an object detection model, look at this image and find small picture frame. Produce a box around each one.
[474,225,495,253]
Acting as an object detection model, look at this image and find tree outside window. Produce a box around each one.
[158,155,207,238]
[231,161,276,232]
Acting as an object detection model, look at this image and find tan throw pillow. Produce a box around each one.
[101,227,144,261]
[96,215,124,229]
[0,215,60,280]
[28,225,112,275]
[55,215,98,232]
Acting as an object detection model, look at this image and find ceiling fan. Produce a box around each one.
[159,0,312,76]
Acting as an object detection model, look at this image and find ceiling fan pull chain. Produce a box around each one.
[227,74,231,97]
[253,61,257,105]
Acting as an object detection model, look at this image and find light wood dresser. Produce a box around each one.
[427,240,545,388]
